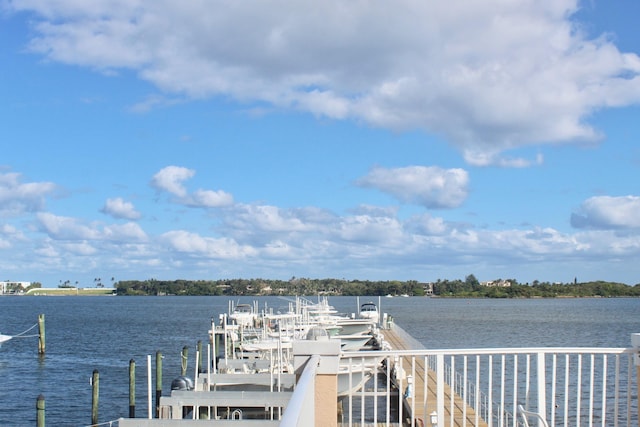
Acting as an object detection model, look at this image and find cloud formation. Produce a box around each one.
[0,163,638,284]
[101,197,141,220]
[8,0,640,165]
[571,196,640,230]
[357,166,469,208]
[0,172,57,216]
[151,166,233,207]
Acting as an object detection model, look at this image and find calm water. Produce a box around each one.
[0,296,638,426]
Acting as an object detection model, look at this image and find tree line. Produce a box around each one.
[114,276,640,298]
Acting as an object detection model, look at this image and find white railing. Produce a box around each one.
[341,346,638,427]
[280,354,320,427]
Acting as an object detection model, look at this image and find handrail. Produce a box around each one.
[343,346,632,357]
[341,345,636,427]
[280,354,320,427]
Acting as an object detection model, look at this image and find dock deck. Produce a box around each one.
[382,326,488,427]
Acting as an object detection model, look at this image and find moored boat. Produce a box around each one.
[359,301,380,323]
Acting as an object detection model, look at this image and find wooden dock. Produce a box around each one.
[382,326,489,427]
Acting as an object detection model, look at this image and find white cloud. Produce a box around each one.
[0,172,57,216]
[101,197,142,220]
[150,166,194,197]
[37,212,147,241]
[160,230,256,259]
[186,189,233,208]
[571,196,640,230]
[356,166,469,208]
[9,0,640,165]
[150,166,234,207]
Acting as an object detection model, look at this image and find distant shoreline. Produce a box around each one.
[5,292,638,299]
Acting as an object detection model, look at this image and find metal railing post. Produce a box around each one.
[536,352,546,427]
[436,353,445,427]
[632,333,640,424]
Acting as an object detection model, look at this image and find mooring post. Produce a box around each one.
[155,351,162,418]
[129,359,136,418]
[181,346,188,376]
[36,394,45,427]
[38,314,45,355]
[197,340,203,373]
[91,369,99,426]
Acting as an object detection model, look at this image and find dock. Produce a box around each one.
[111,298,639,427]
[382,325,488,427]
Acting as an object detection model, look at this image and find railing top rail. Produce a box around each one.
[280,354,320,427]
[342,346,633,358]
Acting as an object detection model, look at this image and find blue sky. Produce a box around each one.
[2,0,640,287]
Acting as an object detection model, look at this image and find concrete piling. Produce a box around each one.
[38,314,45,355]
[129,359,135,418]
[197,340,203,373]
[181,346,188,376]
[155,351,162,418]
[36,394,45,427]
[91,370,99,426]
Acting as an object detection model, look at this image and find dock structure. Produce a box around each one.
[111,300,639,427]
[382,326,489,427]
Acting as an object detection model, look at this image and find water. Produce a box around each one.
[0,296,638,426]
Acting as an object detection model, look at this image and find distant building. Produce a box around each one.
[423,282,434,296]
[480,279,512,287]
[0,281,31,294]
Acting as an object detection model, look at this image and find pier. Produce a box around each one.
[57,298,640,427]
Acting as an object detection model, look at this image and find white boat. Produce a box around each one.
[229,303,257,327]
[359,301,379,323]
[0,333,11,347]
[207,298,390,400]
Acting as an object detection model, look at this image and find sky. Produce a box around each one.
[1,0,640,288]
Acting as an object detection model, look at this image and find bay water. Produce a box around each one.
[0,296,638,426]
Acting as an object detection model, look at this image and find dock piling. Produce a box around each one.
[38,314,45,355]
[197,340,203,373]
[181,346,188,376]
[36,394,45,427]
[91,369,99,426]
[129,359,135,418]
[155,351,162,418]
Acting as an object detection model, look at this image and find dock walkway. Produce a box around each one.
[382,326,488,427]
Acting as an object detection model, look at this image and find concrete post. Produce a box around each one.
[36,394,45,427]
[293,339,341,427]
[38,314,45,355]
[91,370,99,426]
[129,359,136,418]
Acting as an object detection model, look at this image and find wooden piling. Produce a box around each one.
[181,346,188,376]
[129,359,136,418]
[38,314,45,355]
[91,370,99,426]
[36,394,45,427]
[155,351,162,418]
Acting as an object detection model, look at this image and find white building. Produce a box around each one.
[0,281,31,294]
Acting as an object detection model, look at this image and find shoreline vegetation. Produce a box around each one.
[114,277,640,298]
[5,276,640,297]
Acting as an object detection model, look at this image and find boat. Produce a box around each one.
[359,301,380,323]
[208,298,387,396]
[228,302,258,327]
[0,333,11,347]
